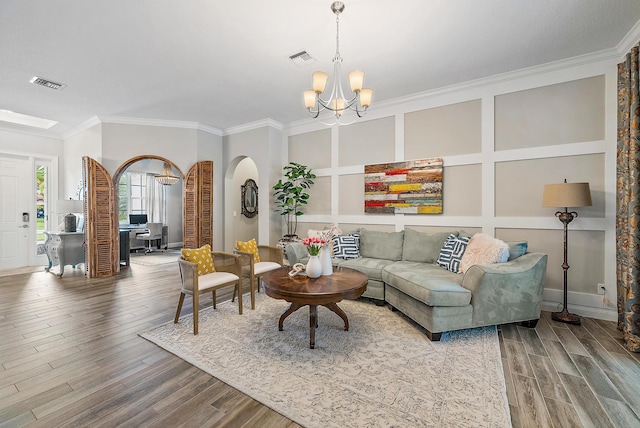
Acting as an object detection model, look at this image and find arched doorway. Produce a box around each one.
[83,156,213,277]
[224,156,259,251]
[113,156,184,251]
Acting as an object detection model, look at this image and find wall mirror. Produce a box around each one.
[241,179,258,218]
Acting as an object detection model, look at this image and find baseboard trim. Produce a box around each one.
[542,288,617,322]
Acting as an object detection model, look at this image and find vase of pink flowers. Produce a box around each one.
[303,237,325,278]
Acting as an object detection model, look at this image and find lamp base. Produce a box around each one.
[64,213,77,233]
[551,309,581,325]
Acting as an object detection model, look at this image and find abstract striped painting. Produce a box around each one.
[364,158,443,214]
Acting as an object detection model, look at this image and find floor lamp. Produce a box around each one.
[542,180,592,325]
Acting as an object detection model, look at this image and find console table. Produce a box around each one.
[44,231,85,277]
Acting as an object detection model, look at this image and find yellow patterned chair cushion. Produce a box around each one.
[236,238,260,263]
[181,244,216,276]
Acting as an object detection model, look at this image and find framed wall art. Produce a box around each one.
[364,158,443,214]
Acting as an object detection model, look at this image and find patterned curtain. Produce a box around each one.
[617,43,640,352]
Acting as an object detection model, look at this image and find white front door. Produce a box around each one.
[0,155,30,269]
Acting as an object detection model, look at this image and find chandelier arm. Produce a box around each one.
[316,93,359,112]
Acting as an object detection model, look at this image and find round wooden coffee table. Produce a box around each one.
[262,266,368,349]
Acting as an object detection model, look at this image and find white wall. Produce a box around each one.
[223,123,284,250]
[64,123,102,199]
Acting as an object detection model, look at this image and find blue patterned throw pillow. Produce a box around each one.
[332,234,360,259]
[437,234,470,273]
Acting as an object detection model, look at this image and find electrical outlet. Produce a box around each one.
[597,283,606,295]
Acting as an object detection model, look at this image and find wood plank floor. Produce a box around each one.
[1,257,639,427]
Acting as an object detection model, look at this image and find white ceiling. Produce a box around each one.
[1,0,639,137]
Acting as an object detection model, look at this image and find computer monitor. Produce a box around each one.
[129,214,148,225]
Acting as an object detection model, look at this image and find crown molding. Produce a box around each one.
[617,19,640,57]
[95,115,224,136]
[377,48,620,112]
[222,118,283,136]
[60,116,102,140]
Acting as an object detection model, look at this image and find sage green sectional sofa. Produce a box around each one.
[286,227,547,341]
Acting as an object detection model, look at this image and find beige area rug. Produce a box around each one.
[140,293,511,427]
[129,250,181,266]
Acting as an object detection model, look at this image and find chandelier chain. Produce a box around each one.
[334,12,341,62]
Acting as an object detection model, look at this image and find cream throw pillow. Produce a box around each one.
[459,233,509,274]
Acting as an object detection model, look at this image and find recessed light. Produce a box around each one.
[0,109,58,129]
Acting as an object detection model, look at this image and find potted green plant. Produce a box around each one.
[272,162,316,240]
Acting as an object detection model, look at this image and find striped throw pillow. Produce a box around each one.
[436,234,470,273]
[332,234,360,259]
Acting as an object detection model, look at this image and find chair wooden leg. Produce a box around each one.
[250,275,256,310]
[174,292,185,323]
[193,291,199,335]
[212,289,217,309]
[231,287,236,302]
[237,280,243,315]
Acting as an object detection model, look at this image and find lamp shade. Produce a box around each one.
[155,162,179,186]
[303,90,316,109]
[359,88,373,107]
[348,69,364,92]
[57,199,83,214]
[312,71,329,93]
[542,182,592,208]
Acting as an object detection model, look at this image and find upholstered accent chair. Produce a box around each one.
[176,251,243,334]
[233,242,283,309]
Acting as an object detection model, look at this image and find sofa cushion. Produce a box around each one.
[436,234,471,273]
[382,261,471,307]
[402,228,456,263]
[506,241,528,261]
[359,229,404,261]
[338,257,396,282]
[332,233,360,259]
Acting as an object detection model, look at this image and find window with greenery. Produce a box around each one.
[35,164,47,243]
[118,172,147,222]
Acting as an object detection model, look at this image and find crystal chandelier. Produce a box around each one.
[155,162,179,186]
[303,1,373,126]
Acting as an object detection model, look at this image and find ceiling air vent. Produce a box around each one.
[289,50,316,66]
[30,76,66,90]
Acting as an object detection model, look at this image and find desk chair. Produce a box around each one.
[138,222,162,253]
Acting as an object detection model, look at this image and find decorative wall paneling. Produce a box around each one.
[284,61,616,321]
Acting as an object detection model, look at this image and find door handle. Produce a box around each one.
[18,224,28,228]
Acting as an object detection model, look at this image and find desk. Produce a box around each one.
[119,230,130,266]
[119,224,149,250]
[44,231,85,277]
